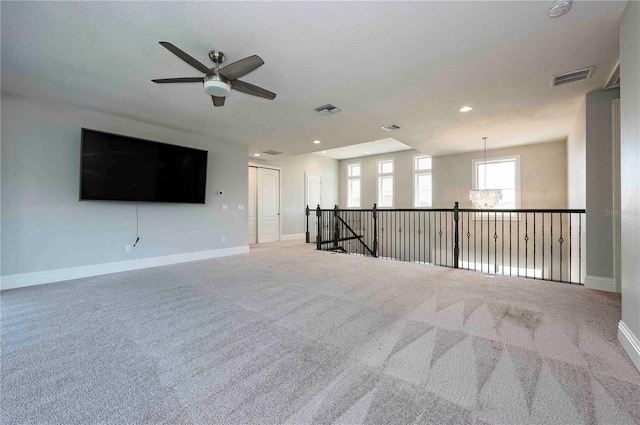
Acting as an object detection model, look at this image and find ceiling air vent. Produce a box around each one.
[552,67,594,87]
[314,104,342,116]
[261,150,283,156]
[381,124,400,132]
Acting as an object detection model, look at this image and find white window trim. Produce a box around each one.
[346,162,361,208]
[471,154,521,220]
[413,154,432,208]
[377,159,394,208]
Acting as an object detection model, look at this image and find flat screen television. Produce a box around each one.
[80,128,208,203]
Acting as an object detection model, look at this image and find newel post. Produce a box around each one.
[333,205,339,249]
[454,201,460,268]
[372,203,378,257]
[305,205,310,243]
[316,205,322,250]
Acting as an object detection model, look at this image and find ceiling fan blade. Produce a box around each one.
[159,41,211,74]
[231,80,276,100]
[219,55,264,80]
[152,77,203,83]
[212,96,225,107]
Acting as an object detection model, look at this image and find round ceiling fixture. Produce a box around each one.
[204,73,231,97]
[313,140,321,144]
[459,106,473,112]
[549,0,573,18]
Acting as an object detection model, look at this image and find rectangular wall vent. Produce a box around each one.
[552,66,594,87]
[381,124,401,131]
[314,104,342,115]
[261,150,283,156]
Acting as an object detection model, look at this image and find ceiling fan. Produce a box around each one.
[152,41,276,107]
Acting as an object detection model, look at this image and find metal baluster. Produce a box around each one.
[428,211,431,264]
[579,214,582,285]
[461,209,464,268]
[494,212,497,275]
[533,213,536,279]
[411,211,420,263]
[525,213,529,278]
[517,213,520,277]
[480,211,483,272]
[569,213,572,283]
[444,211,450,267]
[550,212,554,281]
[542,214,545,280]
[475,210,477,271]
[559,213,564,282]
[439,211,443,266]
[509,214,512,276]
[501,212,504,275]
[467,211,471,270]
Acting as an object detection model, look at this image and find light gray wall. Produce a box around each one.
[339,150,418,209]
[433,141,567,209]
[256,154,339,236]
[567,98,587,209]
[620,1,640,357]
[585,88,620,280]
[1,92,249,276]
[338,143,567,210]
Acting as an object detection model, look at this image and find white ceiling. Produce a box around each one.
[1,1,625,159]
[315,138,413,160]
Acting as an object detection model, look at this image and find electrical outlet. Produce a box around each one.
[125,245,132,253]
[221,236,226,243]
[222,204,228,210]
[238,204,245,210]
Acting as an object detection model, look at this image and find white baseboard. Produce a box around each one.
[585,275,617,292]
[281,233,305,241]
[618,320,640,372]
[0,246,250,291]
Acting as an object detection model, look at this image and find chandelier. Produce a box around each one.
[469,137,502,209]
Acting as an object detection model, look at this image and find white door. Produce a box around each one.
[257,167,280,243]
[305,173,321,241]
[248,167,257,244]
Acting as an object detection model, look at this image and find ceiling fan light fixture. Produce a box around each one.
[203,79,231,97]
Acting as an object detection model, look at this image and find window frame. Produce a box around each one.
[346,162,361,208]
[377,159,394,208]
[471,154,521,219]
[413,155,432,208]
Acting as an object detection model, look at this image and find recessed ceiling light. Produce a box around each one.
[313,140,321,144]
[321,151,327,153]
[253,153,260,157]
[365,151,371,154]
[459,106,473,112]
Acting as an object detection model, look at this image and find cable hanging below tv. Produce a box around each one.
[80,128,208,204]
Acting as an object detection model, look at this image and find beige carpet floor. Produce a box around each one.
[1,243,639,424]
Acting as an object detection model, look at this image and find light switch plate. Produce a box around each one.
[238,204,245,210]
[222,204,228,210]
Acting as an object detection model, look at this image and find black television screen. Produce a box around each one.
[80,129,207,203]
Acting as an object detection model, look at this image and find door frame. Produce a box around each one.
[248,163,282,243]
[612,98,621,293]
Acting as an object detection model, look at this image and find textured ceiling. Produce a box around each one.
[1,1,625,158]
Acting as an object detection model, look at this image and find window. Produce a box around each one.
[347,163,361,208]
[377,159,394,207]
[414,155,432,207]
[472,155,521,210]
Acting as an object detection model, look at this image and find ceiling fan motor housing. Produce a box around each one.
[204,71,231,97]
